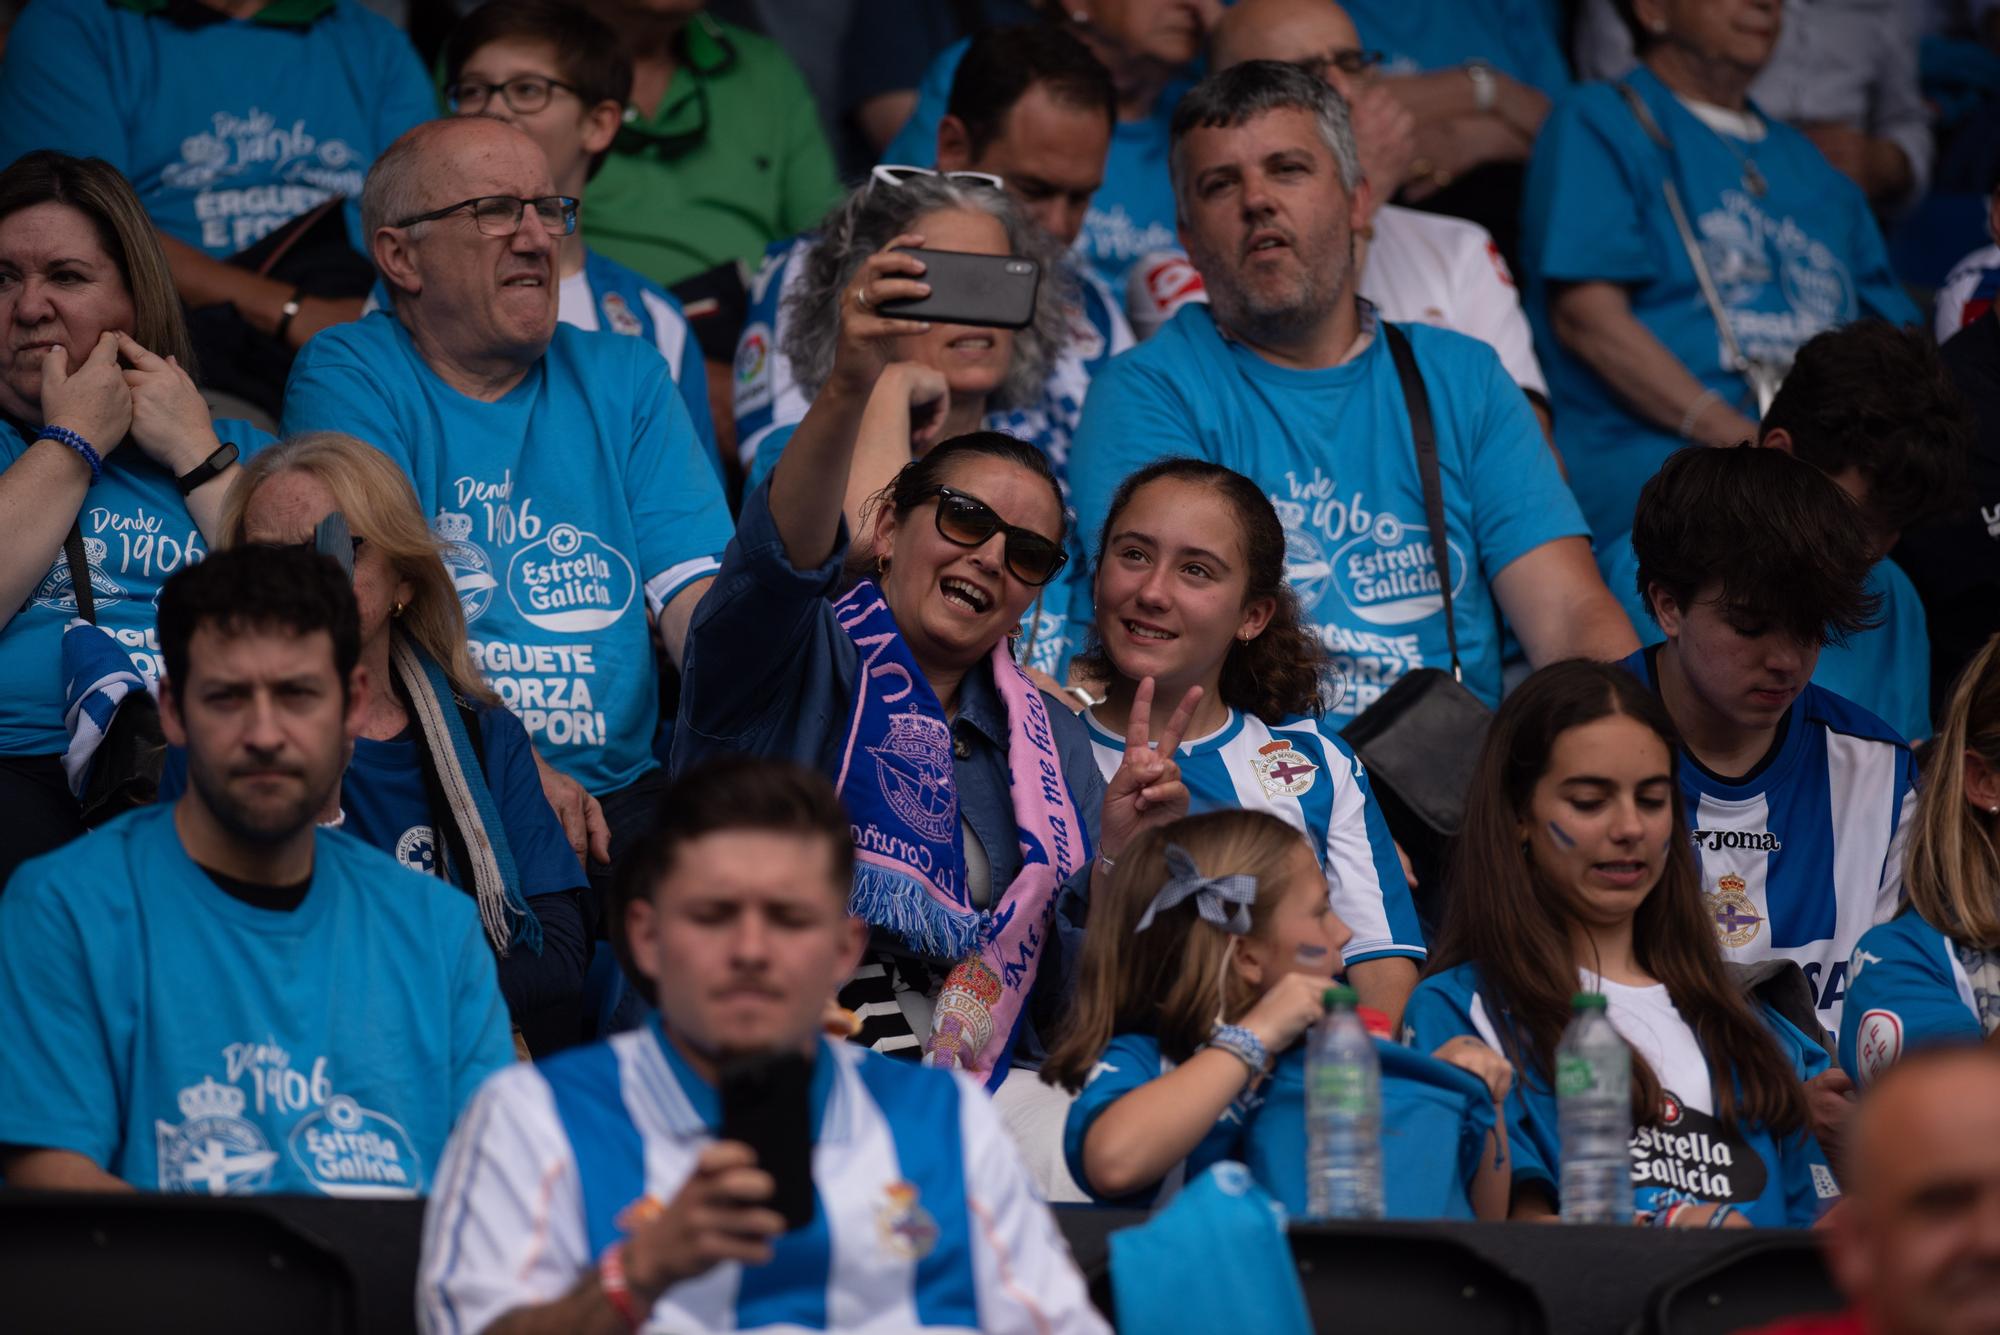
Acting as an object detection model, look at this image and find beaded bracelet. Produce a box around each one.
[38,424,102,484]
[1204,1022,1269,1076]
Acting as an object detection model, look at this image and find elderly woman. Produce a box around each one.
[175,432,589,1052]
[0,151,268,882]
[1520,0,1917,544]
[675,226,1196,1193]
[746,170,1082,673]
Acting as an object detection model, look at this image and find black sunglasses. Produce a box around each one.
[929,487,1066,586]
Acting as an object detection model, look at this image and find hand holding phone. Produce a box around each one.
[720,1050,817,1230]
[621,1142,786,1302]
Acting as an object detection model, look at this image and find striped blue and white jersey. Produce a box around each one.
[1083,707,1424,966]
[562,249,718,464]
[732,235,1135,489]
[418,1024,1107,1335]
[1625,651,1918,1038]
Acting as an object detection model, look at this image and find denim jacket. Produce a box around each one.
[672,480,1105,1040]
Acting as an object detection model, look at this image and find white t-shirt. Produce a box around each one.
[1362,204,1549,398]
[1584,972,1715,1116]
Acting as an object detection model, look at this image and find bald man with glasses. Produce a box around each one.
[282,116,734,943]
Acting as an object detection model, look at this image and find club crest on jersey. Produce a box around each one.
[877,1180,939,1260]
[1706,873,1763,947]
[600,292,643,337]
[1250,739,1318,798]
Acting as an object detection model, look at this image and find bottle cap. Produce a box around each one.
[1324,984,1358,1010]
[1571,992,1608,1012]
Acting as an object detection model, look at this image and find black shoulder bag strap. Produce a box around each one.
[63,524,97,625]
[1382,321,1461,682]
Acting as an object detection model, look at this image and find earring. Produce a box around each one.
[875,553,889,578]
[391,600,406,618]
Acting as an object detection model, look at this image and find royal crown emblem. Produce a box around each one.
[434,510,475,544]
[876,1181,940,1260]
[868,708,957,843]
[178,1075,246,1121]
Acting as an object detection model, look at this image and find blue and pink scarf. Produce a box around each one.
[832,580,1090,1087]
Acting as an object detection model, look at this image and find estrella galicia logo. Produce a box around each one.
[1328,513,1467,627]
[506,523,636,633]
[287,1094,422,1199]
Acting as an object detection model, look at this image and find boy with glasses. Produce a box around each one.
[440,0,717,466]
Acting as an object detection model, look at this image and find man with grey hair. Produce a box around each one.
[281,116,734,925]
[1067,61,1636,733]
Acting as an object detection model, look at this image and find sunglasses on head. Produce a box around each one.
[928,487,1066,586]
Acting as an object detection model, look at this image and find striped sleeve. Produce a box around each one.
[418,1065,588,1335]
[958,1073,1111,1335]
[1313,732,1426,964]
[1875,746,1920,920]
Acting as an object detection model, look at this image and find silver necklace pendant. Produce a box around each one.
[1742,162,1768,197]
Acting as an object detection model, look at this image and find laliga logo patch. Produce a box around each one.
[506,523,636,633]
[1250,738,1319,798]
[877,1181,940,1260]
[1705,873,1763,947]
[734,321,773,416]
[1855,1009,1903,1086]
[156,1076,278,1196]
[433,511,497,624]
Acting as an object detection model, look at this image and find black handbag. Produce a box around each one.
[62,526,167,827]
[183,196,378,419]
[1339,323,1493,933]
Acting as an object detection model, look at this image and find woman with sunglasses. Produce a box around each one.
[676,235,1195,1177]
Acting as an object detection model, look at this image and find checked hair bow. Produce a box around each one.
[1132,844,1259,936]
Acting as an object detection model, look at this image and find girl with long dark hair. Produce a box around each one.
[1404,660,1833,1226]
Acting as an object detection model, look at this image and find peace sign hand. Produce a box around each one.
[1099,676,1202,863]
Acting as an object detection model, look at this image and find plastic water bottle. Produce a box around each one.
[1557,992,1634,1224]
[1305,984,1384,1219]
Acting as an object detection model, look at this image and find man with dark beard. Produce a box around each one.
[1066,60,1634,724]
[0,547,511,1194]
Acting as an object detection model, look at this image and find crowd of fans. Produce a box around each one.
[2,0,2000,1331]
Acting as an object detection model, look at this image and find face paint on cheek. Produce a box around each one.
[1295,943,1331,966]
[1546,821,1577,850]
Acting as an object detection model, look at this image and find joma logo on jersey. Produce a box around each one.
[1692,829,1783,852]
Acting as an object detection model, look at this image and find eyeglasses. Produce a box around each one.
[929,487,1067,586]
[445,76,580,116]
[391,195,579,237]
[1293,47,1384,80]
[871,164,1005,193]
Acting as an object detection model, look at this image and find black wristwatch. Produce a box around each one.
[174,440,239,496]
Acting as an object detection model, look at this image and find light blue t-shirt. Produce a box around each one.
[1064,1031,1261,1206]
[1344,0,1572,94]
[1599,537,1932,742]
[0,0,433,258]
[1521,68,1918,542]
[1841,910,1991,1087]
[0,418,273,756]
[1067,307,1589,722]
[281,312,734,793]
[0,804,513,1195]
[881,38,1181,295]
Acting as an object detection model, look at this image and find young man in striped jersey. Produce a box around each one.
[418,755,1106,1335]
[1627,445,1918,1045]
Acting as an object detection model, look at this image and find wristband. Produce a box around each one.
[174,439,238,496]
[1204,1022,1269,1076]
[1650,1201,1690,1229]
[38,425,102,484]
[1677,388,1722,441]
[274,288,306,345]
[1706,1203,1738,1229]
[598,1242,646,1331]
